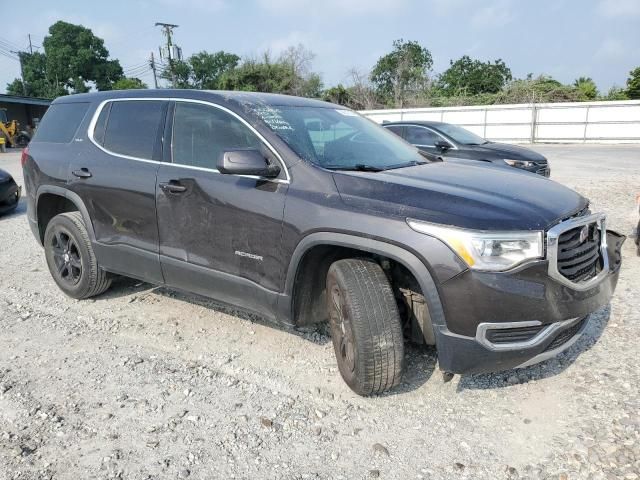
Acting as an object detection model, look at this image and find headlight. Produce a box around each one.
[407,219,544,271]
[504,159,535,168]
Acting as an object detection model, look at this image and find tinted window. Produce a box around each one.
[405,126,441,146]
[384,125,404,138]
[103,101,165,159]
[172,102,262,169]
[33,103,90,143]
[92,102,112,146]
[435,123,487,145]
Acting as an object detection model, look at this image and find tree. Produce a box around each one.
[218,51,323,97]
[346,69,379,110]
[160,51,240,89]
[43,21,123,93]
[160,60,192,88]
[495,75,583,104]
[278,44,321,96]
[112,77,147,90]
[218,54,296,93]
[323,84,350,105]
[603,85,628,101]
[437,55,512,96]
[6,21,123,98]
[573,77,598,100]
[190,51,240,89]
[626,67,640,99]
[370,39,432,107]
[6,52,66,98]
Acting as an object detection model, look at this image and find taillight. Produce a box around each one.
[20,147,29,167]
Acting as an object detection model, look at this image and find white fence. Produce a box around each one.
[361,100,640,144]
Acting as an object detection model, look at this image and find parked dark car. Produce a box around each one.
[23,90,624,395]
[0,168,20,215]
[383,120,551,176]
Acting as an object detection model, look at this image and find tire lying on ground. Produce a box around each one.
[326,258,405,395]
[44,212,112,299]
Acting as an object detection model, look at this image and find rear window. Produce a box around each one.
[101,100,166,160]
[33,103,90,143]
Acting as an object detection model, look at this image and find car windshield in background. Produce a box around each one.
[252,106,425,171]
[436,124,488,145]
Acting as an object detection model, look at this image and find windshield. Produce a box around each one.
[436,124,487,145]
[251,106,425,170]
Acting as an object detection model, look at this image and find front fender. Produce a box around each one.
[278,232,448,333]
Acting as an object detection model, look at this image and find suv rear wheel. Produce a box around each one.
[326,258,404,395]
[44,212,111,299]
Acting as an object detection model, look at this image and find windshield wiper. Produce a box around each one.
[325,164,385,172]
[384,160,428,170]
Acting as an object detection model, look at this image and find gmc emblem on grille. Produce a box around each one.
[579,225,589,244]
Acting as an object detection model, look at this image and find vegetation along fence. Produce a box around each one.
[361,100,640,144]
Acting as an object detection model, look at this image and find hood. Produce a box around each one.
[467,142,547,162]
[333,162,586,231]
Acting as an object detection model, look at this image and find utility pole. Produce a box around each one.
[155,22,181,88]
[149,52,159,89]
[28,34,33,54]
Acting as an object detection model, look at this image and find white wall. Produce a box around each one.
[360,100,640,144]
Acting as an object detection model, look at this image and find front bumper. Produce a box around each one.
[434,230,624,375]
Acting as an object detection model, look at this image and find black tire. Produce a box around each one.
[326,258,404,395]
[44,212,111,299]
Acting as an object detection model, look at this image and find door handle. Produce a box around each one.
[159,181,187,194]
[72,168,92,178]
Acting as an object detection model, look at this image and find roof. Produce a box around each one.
[56,89,341,109]
[0,94,52,107]
[384,120,444,127]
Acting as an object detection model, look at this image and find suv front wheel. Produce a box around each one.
[326,258,404,395]
[44,212,112,299]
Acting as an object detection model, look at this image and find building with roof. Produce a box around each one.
[0,94,51,130]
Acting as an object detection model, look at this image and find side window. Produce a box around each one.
[102,100,166,160]
[32,103,90,143]
[172,102,262,169]
[405,126,441,146]
[384,125,405,138]
[92,102,112,146]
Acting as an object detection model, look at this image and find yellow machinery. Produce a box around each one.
[0,108,31,150]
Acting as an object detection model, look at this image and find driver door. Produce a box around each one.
[155,101,289,317]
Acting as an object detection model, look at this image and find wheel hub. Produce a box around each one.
[51,229,82,286]
[330,286,356,373]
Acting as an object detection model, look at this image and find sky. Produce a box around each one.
[1,0,639,95]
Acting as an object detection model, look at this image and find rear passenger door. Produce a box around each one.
[155,101,289,318]
[69,99,168,283]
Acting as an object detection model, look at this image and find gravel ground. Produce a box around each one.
[0,145,639,480]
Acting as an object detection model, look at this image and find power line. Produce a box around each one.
[0,48,19,61]
[123,60,149,71]
[0,36,21,51]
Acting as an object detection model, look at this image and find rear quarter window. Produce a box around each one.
[32,102,90,143]
[101,100,166,160]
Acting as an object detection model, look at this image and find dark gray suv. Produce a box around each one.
[22,90,624,395]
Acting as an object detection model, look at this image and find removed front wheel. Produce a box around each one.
[44,212,111,299]
[326,258,404,395]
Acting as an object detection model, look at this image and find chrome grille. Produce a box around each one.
[557,223,601,282]
[546,212,608,290]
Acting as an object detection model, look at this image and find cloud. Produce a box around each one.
[594,38,626,62]
[597,0,640,17]
[470,0,515,29]
[256,0,407,16]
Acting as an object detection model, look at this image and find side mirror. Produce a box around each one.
[434,140,451,151]
[217,149,281,178]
